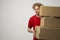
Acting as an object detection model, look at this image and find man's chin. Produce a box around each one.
[36,13,39,16]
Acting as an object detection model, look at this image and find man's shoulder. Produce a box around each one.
[29,15,36,20]
[30,15,36,19]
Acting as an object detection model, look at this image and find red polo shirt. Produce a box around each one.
[28,15,41,40]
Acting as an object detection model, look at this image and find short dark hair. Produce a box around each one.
[32,3,43,9]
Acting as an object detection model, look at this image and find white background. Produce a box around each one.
[0,0,60,40]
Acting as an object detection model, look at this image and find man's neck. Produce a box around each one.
[36,14,40,18]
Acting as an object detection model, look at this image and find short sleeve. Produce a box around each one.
[28,17,33,29]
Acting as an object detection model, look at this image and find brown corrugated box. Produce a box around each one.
[39,6,60,17]
[35,26,40,39]
[35,26,60,40]
[40,17,60,28]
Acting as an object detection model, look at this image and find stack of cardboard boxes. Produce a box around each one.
[35,6,60,40]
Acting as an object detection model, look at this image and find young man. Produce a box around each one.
[28,3,43,40]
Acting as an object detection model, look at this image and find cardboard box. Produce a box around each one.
[35,26,40,39]
[39,6,60,17]
[40,17,60,28]
[35,26,60,40]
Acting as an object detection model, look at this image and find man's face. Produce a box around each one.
[34,6,40,15]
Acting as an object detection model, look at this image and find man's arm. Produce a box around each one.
[27,27,36,37]
[27,28,34,33]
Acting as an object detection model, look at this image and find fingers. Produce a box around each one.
[33,30,36,37]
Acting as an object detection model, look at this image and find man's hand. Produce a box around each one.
[27,28,36,37]
[27,28,33,33]
[33,30,36,37]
